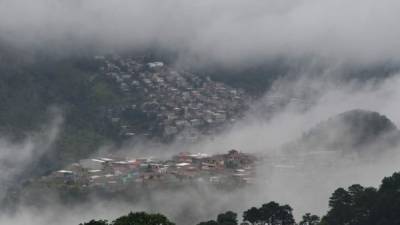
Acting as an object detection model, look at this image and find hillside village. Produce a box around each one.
[41,150,257,192]
[96,55,249,142]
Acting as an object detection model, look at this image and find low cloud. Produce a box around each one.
[1,0,400,66]
[0,108,62,200]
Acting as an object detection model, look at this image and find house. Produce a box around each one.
[88,169,102,176]
[45,142,257,189]
[164,126,178,136]
[55,170,74,177]
[173,152,193,163]
[53,170,76,183]
[79,159,105,170]
[112,161,131,175]
[228,149,240,158]
[190,119,202,126]
[147,62,164,68]
[201,157,224,170]
[214,112,226,123]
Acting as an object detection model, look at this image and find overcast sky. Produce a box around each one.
[1,0,400,66]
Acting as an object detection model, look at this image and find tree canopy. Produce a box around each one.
[322,172,400,225]
[79,211,175,225]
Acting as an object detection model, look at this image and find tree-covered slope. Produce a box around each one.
[286,109,400,156]
[0,48,121,173]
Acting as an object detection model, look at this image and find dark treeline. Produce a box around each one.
[79,212,175,225]
[81,171,400,225]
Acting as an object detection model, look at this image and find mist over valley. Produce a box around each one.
[1,1,400,225]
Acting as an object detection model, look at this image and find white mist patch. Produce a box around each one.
[0,109,63,200]
[201,73,400,218]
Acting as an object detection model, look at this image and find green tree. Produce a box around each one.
[259,201,280,224]
[112,212,175,225]
[374,172,400,225]
[322,184,378,225]
[380,172,400,193]
[323,188,353,225]
[197,220,219,225]
[299,213,320,225]
[243,207,261,225]
[348,185,377,225]
[276,204,295,225]
[79,220,109,225]
[217,211,238,225]
[254,202,295,225]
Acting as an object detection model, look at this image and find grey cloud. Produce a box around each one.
[1,0,400,66]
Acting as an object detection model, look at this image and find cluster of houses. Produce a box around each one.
[44,150,257,191]
[96,54,249,142]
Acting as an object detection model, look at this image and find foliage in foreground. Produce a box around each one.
[79,212,175,225]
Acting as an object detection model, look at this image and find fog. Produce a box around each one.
[1,0,400,66]
[0,108,62,200]
[1,72,400,224]
[1,0,400,224]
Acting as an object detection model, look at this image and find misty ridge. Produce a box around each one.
[284,109,400,157]
[1,0,400,225]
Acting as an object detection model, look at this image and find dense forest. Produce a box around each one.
[80,171,400,225]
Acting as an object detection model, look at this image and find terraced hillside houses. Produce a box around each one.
[96,55,250,142]
[42,150,257,192]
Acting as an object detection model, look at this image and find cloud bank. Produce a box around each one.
[1,0,400,66]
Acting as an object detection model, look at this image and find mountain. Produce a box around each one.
[1,43,398,175]
[289,109,400,156]
[0,49,252,178]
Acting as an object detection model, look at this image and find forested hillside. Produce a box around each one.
[285,109,400,157]
[0,47,120,173]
